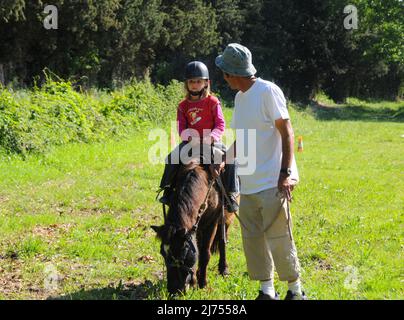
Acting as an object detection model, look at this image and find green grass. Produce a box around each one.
[0,99,403,300]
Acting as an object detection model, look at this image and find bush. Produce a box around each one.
[0,78,184,156]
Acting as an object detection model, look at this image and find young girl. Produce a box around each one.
[158,61,239,213]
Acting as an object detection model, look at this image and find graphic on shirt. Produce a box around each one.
[188,108,203,126]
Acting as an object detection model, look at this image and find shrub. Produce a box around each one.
[0,78,184,155]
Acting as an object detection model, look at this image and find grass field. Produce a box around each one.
[0,98,403,300]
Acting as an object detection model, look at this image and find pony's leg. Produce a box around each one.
[190,272,197,288]
[219,210,236,275]
[218,222,230,276]
[197,223,218,289]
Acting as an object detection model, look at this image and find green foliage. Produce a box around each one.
[0,77,183,155]
[0,0,402,101]
[0,0,26,22]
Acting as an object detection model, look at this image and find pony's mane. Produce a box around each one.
[167,162,209,230]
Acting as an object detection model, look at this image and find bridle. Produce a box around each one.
[161,228,198,276]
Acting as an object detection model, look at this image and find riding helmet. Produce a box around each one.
[185,61,209,80]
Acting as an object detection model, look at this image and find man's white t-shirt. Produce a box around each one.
[230,78,299,195]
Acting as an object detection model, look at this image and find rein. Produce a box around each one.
[189,177,215,233]
[161,171,215,232]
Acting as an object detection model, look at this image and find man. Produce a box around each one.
[215,43,307,300]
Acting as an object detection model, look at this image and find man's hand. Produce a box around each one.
[210,161,225,178]
[278,173,294,202]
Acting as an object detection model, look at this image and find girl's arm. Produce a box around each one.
[178,105,195,142]
[210,101,225,142]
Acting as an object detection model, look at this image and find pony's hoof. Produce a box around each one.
[219,267,230,276]
[190,275,197,288]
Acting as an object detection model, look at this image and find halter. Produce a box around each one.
[162,230,198,274]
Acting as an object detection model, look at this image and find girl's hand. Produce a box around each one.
[210,161,225,178]
[202,135,214,145]
[188,136,200,146]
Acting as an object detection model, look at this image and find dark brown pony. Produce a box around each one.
[152,161,235,295]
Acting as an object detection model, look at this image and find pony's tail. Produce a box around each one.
[210,225,221,254]
[210,220,227,254]
[210,209,236,254]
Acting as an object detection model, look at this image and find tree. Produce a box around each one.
[152,0,219,83]
[0,0,401,101]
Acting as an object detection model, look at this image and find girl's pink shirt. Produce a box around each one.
[177,95,225,142]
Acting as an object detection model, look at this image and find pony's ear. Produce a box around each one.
[151,225,164,239]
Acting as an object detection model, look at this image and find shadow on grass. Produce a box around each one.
[308,101,404,122]
[48,279,166,300]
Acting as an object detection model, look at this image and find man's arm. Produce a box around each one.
[275,118,295,200]
[275,118,294,168]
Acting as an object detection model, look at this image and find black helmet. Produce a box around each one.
[185,61,209,80]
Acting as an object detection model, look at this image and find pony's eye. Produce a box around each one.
[161,244,170,257]
[163,244,170,254]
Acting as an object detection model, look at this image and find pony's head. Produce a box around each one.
[151,223,198,295]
